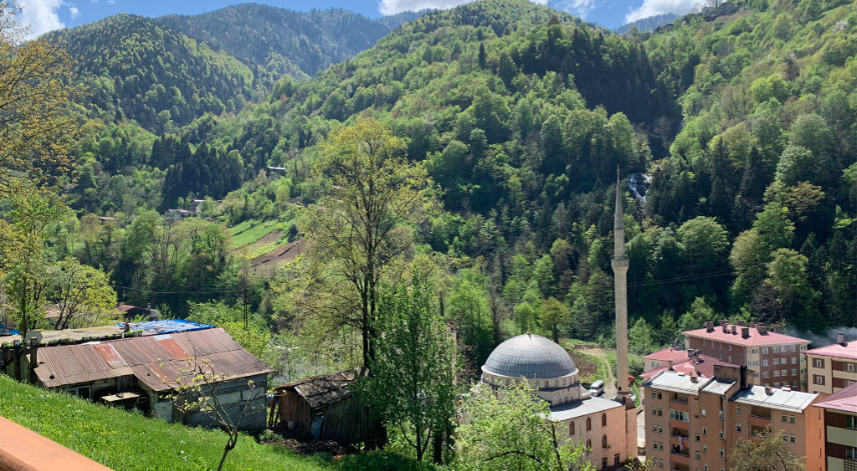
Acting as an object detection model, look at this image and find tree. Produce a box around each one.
[456,382,593,471]
[355,269,458,463]
[303,118,435,368]
[539,297,570,343]
[730,428,806,471]
[168,355,267,471]
[46,258,118,330]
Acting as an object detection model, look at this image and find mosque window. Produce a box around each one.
[570,421,575,435]
[602,435,608,448]
[602,413,607,426]
[586,418,592,431]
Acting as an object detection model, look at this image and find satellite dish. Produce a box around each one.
[26,331,42,346]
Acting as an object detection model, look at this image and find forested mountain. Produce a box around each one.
[614,13,680,33]
[50,5,429,131]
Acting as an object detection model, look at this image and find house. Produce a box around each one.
[643,347,695,372]
[164,209,191,222]
[805,332,857,394]
[643,364,825,471]
[684,321,810,390]
[640,348,739,380]
[116,303,160,321]
[272,370,385,446]
[29,328,274,431]
[814,381,857,471]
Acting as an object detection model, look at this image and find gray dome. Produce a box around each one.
[483,334,578,379]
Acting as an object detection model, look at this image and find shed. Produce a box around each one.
[273,370,384,445]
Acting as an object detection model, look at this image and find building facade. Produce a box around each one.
[814,382,857,471]
[684,321,810,390]
[643,365,825,471]
[805,333,857,395]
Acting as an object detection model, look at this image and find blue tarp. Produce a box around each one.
[116,319,214,335]
[0,324,19,335]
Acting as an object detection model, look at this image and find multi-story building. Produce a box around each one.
[641,348,738,380]
[805,332,857,394]
[683,321,811,390]
[643,364,825,471]
[643,348,691,373]
[814,381,857,471]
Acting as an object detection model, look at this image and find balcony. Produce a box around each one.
[670,447,691,466]
[670,428,689,440]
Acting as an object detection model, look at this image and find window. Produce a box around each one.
[773,347,780,353]
[602,458,607,469]
[728,356,732,363]
[846,446,857,460]
[736,406,741,414]
[791,357,797,364]
[695,434,700,442]
[789,415,795,424]
[789,435,796,444]
[790,345,796,352]
[602,435,608,449]
[792,381,798,387]
[652,424,657,432]
[659,426,664,433]
[702,408,706,417]
[695,451,701,460]
[703,427,707,435]
[763,371,770,378]
[813,375,825,385]
[660,459,664,468]
[671,409,690,422]
[763,360,769,367]
[751,349,759,354]
[587,439,592,450]
[737,423,742,432]
[774,382,780,388]
[658,392,663,400]
[814,358,825,368]
[792,369,797,376]
[615,454,620,466]
[774,371,780,377]
[847,363,856,373]
[586,418,591,431]
[570,421,575,435]
[718,411,723,420]
[782,370,788,376]
[652,391,657,399]
[703,445,707,453]
[762,348,770,354]
[652,408,657,416]
[705,465,709,471]
[602,414,607,426]
[652,441,657,450]
[773,358,780,365]
[846,416,857,429]
[720,449,724,457]
[719,430,724,439]
[749,360,758,366]
[658,408,663,417]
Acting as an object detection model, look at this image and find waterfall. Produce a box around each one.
[627,173,651,204]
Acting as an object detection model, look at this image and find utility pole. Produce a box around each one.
[242,288,249,331]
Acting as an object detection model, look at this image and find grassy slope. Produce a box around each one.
[0,375,329,471]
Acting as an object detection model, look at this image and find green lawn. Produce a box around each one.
[0,375,439,471]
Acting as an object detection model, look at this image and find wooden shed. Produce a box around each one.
[272,370,384,446]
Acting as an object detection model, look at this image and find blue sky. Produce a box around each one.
[17,0,700,39]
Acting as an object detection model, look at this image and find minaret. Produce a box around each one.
[612,170,631,401]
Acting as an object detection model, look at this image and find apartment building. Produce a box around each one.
[684,321,811,390]
[805,332,857,395]
[644,348,691,373]
[814,381,857,471]
[641,348,738,380]
[643,364,825,471]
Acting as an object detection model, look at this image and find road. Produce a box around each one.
[585,347,618,399]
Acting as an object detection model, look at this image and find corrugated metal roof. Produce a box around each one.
[32,328,273,391]
[549,395,623,421]
[643,371,713,395]
[700,379,737,396]
[729,386,818,413]
[813,381,857,414]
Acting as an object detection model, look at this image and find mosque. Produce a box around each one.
[478,177,637,470]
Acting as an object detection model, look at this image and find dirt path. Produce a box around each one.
[585,347,617,399]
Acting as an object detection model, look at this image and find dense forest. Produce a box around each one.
[8,0,857,387]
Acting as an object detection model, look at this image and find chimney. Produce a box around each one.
[721,321,729,333]
[750,322,756,329]
[782,385,791,392]
[838,332,845,345]
[690,375,699,383]
[757,324,768,335]
[765,386,773,395]
[706,321,714,333]
[742,327,750,339]
[731,325,737,335]
[667,360,674,371]
[737,320,745,327]
[773,325,782,333]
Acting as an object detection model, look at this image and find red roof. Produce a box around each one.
[644,348,690,362]
[641,353,738,380]
[683,325,809,347]
[804,341,857,361]
[814,381,857,414]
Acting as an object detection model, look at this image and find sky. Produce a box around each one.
[15,0,702,39]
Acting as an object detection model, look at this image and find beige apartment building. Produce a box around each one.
[643,364,825,471]
[814,381,857,471]
[805,333,857,395]
[684,321,811,390]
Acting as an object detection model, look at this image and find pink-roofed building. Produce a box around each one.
[642,347,689,372]
[640,349,739,380]
[814,381,857,471]
[684,321,811,391]
[805,332,857,395]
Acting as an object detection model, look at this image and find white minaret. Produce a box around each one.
[612,171,631,400]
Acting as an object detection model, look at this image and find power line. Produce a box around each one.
[112,285,244,296]
[628,270,735,288]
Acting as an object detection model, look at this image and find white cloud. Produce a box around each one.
[69,5,80,18]
[16,0,66,38]
[624,0,699,23]
[379,0,547,16]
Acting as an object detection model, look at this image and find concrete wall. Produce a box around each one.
[151,375,269,431]
[560,404,632,470]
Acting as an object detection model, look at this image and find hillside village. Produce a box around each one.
[2,0,857,469]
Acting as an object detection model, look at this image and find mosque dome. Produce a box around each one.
[482,334,578,379]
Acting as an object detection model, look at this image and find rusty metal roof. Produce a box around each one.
[32,328,273,391]
[274,370,358,409]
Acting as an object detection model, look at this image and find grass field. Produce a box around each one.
[0,375,439,471]
[229,219,285,249]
